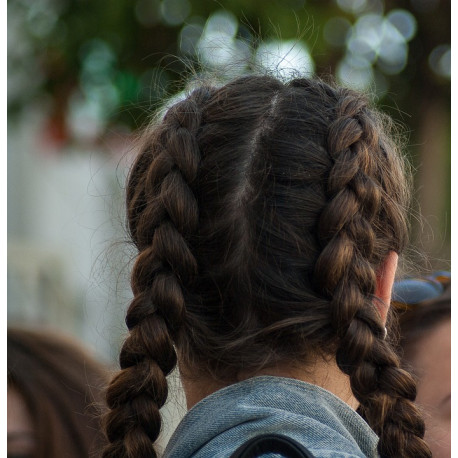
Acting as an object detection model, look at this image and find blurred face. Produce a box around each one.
[7,386,35,458]
[409,319,451,458]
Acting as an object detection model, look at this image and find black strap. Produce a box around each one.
[230,433,316,458]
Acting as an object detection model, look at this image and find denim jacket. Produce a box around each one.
[164,376,379,458]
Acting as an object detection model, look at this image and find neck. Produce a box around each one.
[180,356,359,411]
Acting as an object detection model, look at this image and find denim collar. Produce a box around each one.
[164,375,379,457]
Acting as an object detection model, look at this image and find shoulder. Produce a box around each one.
[164,377,379,458]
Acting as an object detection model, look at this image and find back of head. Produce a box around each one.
[393,275,451,458]
[394,277,451,359]
[103,75,431,457]
[8,327,108,458]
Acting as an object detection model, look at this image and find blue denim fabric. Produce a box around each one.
[164,376,379,458]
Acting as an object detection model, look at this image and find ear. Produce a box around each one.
[374,251,398,324]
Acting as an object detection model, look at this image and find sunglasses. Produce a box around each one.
[391,271,450,310]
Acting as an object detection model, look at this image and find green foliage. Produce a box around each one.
[8,0,450,139]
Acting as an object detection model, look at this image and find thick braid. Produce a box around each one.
[102,88,213,458]
[314,91,431,457]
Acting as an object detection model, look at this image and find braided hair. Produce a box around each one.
[103,75,431,457]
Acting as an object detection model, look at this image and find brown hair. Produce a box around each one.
[103,75,431,457]
[8,327,108,458]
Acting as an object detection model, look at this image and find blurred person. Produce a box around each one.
[7,327,109,458]
[392,272,451,458]
[102,74,431,457]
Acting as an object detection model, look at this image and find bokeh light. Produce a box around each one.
[336,0,368,15]
[428,44,451,79]
[255,40,315,78]
[26,2,58,38]
[179,20,204,55]
[342,9,417,79]
[337,57,374,91]
[197,11,250,70]
[160,0,191,26]
[386,9,417,41]
[337,0,384,15]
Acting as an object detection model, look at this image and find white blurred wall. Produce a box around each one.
[8,107,131,363]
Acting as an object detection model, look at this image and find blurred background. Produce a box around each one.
[7,0,450,422]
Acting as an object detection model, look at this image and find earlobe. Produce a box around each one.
[374,251,398,324]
